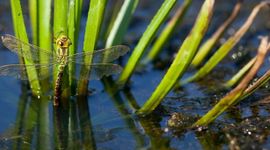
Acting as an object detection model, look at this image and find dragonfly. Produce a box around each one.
[0,34,129,106]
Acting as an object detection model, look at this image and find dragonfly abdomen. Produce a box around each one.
[54,68,64,106]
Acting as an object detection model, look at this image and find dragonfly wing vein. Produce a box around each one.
[67,45,130,64]
[0,64,54,80]
[1,34,55,63]
[72,63,123,80]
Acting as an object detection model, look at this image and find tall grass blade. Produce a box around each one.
[225,57,256,88]
[181,2,270,85]
[10,0,41,95]
[105,0,138,48]
[28,0,38,45]
[74,0,83,43]
[68,0,83,53]
[191,0,242,67]
[68,0,75,87]
[142,0,192,64]
[54,0,68,34]
[193,36,270,126]
[118,0,177,85]
[37,0,51,148]
[101,0,123,42]
[38,0,52,80]
[77,0,107,95]
[67,0,83,94]
[242,70,270,99]
[138,0,215,114]
[68,0,76,92]
[53,0,69,101]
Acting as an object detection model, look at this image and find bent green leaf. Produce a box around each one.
[138,0,215,114]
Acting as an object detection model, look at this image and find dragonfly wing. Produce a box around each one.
[1,34,55,63]
[68,45,130,64]
[0,64,54,80]
[74,63,123,80]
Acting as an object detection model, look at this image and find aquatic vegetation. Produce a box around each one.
[1,0,270,148]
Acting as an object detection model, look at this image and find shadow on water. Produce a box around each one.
[2,77,270,149]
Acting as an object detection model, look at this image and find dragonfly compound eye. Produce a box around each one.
[58,41,64,47]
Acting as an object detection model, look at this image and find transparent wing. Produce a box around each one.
[1,34,55,63]
[68,45,130,64]
[74,63,123,80]
[0,64,54,80]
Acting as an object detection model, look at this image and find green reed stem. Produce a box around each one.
[138,0,215,115]
[36,0,51,148]
[67,0,83,94]
[54,0,68,34]
[142,0,192,64]
[38,0,52,78]
[77,0,107,95]
[242,69,270,99]
[225,57,256,88]
[68,0,76,92]
[193,36,270,126]
[105,0,138,48]
[10,0,41,95]
[191,0,242,67]
[28,0,38,45]
[181,1,269,85]
[117,0,177,85]
[37,0,52,86]
[53,0,69,100]
[101,0,122,42]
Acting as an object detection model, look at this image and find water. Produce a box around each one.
[1,0,270,149]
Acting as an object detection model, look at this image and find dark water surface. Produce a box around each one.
[1,0,270,149]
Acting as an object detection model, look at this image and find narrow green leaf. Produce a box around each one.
[142,0,192,64]
[182,2,269,85]
[54,0,68,35]
[37,0,51,148]
[69,0,83,53]
[191,0,242,67]
[38,0,52,76]
[83,0,107,53]
[101,0,122,42]
[105,0,138,48]
[77,0,107,95]
[53,0,69,101]
[28,0,38,45]
[242,70,270,99]
[68,0,76,91]
[67,0,83,93]
[193,37,270,126]
[10,0,41,95]
[138,0,215,114]
[194,89,243,126]
[118,0,177,85]
[225,57,256,88]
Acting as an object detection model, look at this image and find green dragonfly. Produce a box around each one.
[0,34,129,106]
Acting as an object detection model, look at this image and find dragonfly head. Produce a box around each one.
[56,35,72,49]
